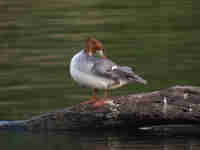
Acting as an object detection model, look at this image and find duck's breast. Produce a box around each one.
[70,51,113,89]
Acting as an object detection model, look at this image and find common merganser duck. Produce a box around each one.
[70,37,147,107]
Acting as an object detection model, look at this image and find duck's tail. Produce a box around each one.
[117,66,147,85]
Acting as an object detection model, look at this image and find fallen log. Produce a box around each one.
[22,85,200,131]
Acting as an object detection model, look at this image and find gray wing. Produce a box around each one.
[92,58,147,84]
[91,58,121,79]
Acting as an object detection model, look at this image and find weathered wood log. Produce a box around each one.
[1,85,200,131]
[21,85,200,131]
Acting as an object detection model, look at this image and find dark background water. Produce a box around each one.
[1,128,200,150]
[1,0,200,149]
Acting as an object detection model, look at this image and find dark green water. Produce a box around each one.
[2,0,200,120]
[1,0,200,149]
[1,129,200,150]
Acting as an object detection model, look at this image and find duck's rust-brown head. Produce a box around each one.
[85,37,106,58]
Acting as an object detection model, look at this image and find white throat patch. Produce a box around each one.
[88,51,93,56]
[112,65,118,70]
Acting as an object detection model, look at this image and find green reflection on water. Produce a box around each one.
[1,0,200,120]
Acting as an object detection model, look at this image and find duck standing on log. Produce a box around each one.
[70,37,147,107]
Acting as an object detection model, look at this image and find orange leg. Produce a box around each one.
[81,88,97,104]
[104,88,108,99]
[92,88,97,100]
[92,88,109,107]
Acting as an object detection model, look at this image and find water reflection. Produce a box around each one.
[1,129,200,150]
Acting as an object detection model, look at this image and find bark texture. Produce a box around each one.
[21,85,200,131]
[1,85,200,131]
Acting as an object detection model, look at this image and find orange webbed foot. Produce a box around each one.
[92,98,108,108]
[81,97,97,105]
